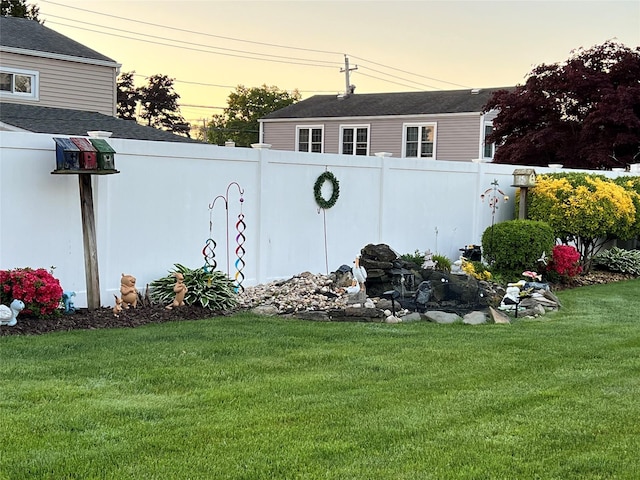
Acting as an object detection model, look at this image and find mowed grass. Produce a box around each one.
[1,279,639,479]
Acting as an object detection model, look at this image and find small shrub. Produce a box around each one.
[150,264,238,310]
[432,254,451,272]
[592,247,640,275]
[0,267,63,318]
[481,220,555,278]
[547,244,582,282]
[400,250,425,267]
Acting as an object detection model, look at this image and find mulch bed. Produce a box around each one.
[1,270,636,337]
[1,304,232,337]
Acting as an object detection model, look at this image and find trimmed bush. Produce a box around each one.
[482,220,555,278]
[0,267,63,318]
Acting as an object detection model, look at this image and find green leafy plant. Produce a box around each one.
[400,250,425,267]
[592,247,640,276]
[432,254,451,272]
[482,219,555,278]
[149,264,238,310]
[0,267,63,318]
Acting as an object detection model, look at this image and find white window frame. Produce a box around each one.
[482,121,495,159]
[296,125,324,153]
[0,67,39,100]
[339,124,370,156]
[402,122,437,159]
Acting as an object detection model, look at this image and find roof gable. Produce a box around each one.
[0,16,116,64]
[262,88,512,120]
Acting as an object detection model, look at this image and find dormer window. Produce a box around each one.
[0,67,39,100]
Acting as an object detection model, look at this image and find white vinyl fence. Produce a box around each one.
[0,131,631,308]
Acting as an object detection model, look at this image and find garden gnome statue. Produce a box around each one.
[120,273,138,309]
[166,272,188,309]
[422,250,436,269]
[0,299,25,326]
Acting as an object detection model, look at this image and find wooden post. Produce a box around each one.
[518,187,528,220]
[78,174,101,309]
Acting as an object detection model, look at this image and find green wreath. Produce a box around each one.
[313,171,340,209]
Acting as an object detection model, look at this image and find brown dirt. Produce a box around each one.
[1,270,636,337]
[1,304,231,337]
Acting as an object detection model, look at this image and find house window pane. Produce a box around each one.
[406,126,418,142]
[483,124,494,158]
[311,128,322,152]
[0,73,11,91]
[298,129,309,152]
[355,128,368,155]
[420,126,434,158]
[14,74,31,93]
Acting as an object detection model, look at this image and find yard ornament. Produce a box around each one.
[166,272,188,310]
[0,299,25,326]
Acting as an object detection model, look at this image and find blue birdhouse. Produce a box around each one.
[53,137,80,170]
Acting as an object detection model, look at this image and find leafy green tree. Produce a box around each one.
[138,74,190,137]
[1,0,40,21]
[528,172,639,270]
[201,85,300,146]
[116,71,139,121]
[484,41,640,169]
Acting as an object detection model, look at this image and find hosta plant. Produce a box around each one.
[0,267,63,318]
[150,264,238,311]
[592,247,640,276]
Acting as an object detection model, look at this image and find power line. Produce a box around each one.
[41,0,343,56]
[350,54,471,89]
[46,20,342,69]
[41,1,472,92]
[43,13,341,67]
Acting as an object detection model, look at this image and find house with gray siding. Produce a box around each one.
[259,87,510,161]
[0,16,197,142]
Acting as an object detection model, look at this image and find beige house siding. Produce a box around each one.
[262,112,485,161]
[0,51,117,116]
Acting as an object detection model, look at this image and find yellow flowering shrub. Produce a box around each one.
[461,259,492,281]
[529,172,639,268]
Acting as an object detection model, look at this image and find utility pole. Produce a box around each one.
[340,55,358,95]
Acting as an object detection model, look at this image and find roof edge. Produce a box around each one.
[0,46,121,69]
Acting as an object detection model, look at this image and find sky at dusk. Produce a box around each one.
[36,0,640,126]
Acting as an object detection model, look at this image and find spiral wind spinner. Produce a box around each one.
[234,208,246,292]
[202,237,217,286]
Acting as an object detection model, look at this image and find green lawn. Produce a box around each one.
[1,279,639,479]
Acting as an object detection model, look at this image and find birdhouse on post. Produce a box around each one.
[70,137,98,170]
[512,168,536,219]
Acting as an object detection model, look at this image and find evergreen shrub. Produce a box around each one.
[482,220,555,278]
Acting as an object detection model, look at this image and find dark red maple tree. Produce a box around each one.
[484,41,640,169]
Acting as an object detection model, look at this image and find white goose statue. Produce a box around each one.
[352,255,367,292]
[0,299,25,327]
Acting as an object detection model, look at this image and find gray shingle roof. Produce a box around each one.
[0,103,202,143]
[0,16,116,64]
[262,88,511,120]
